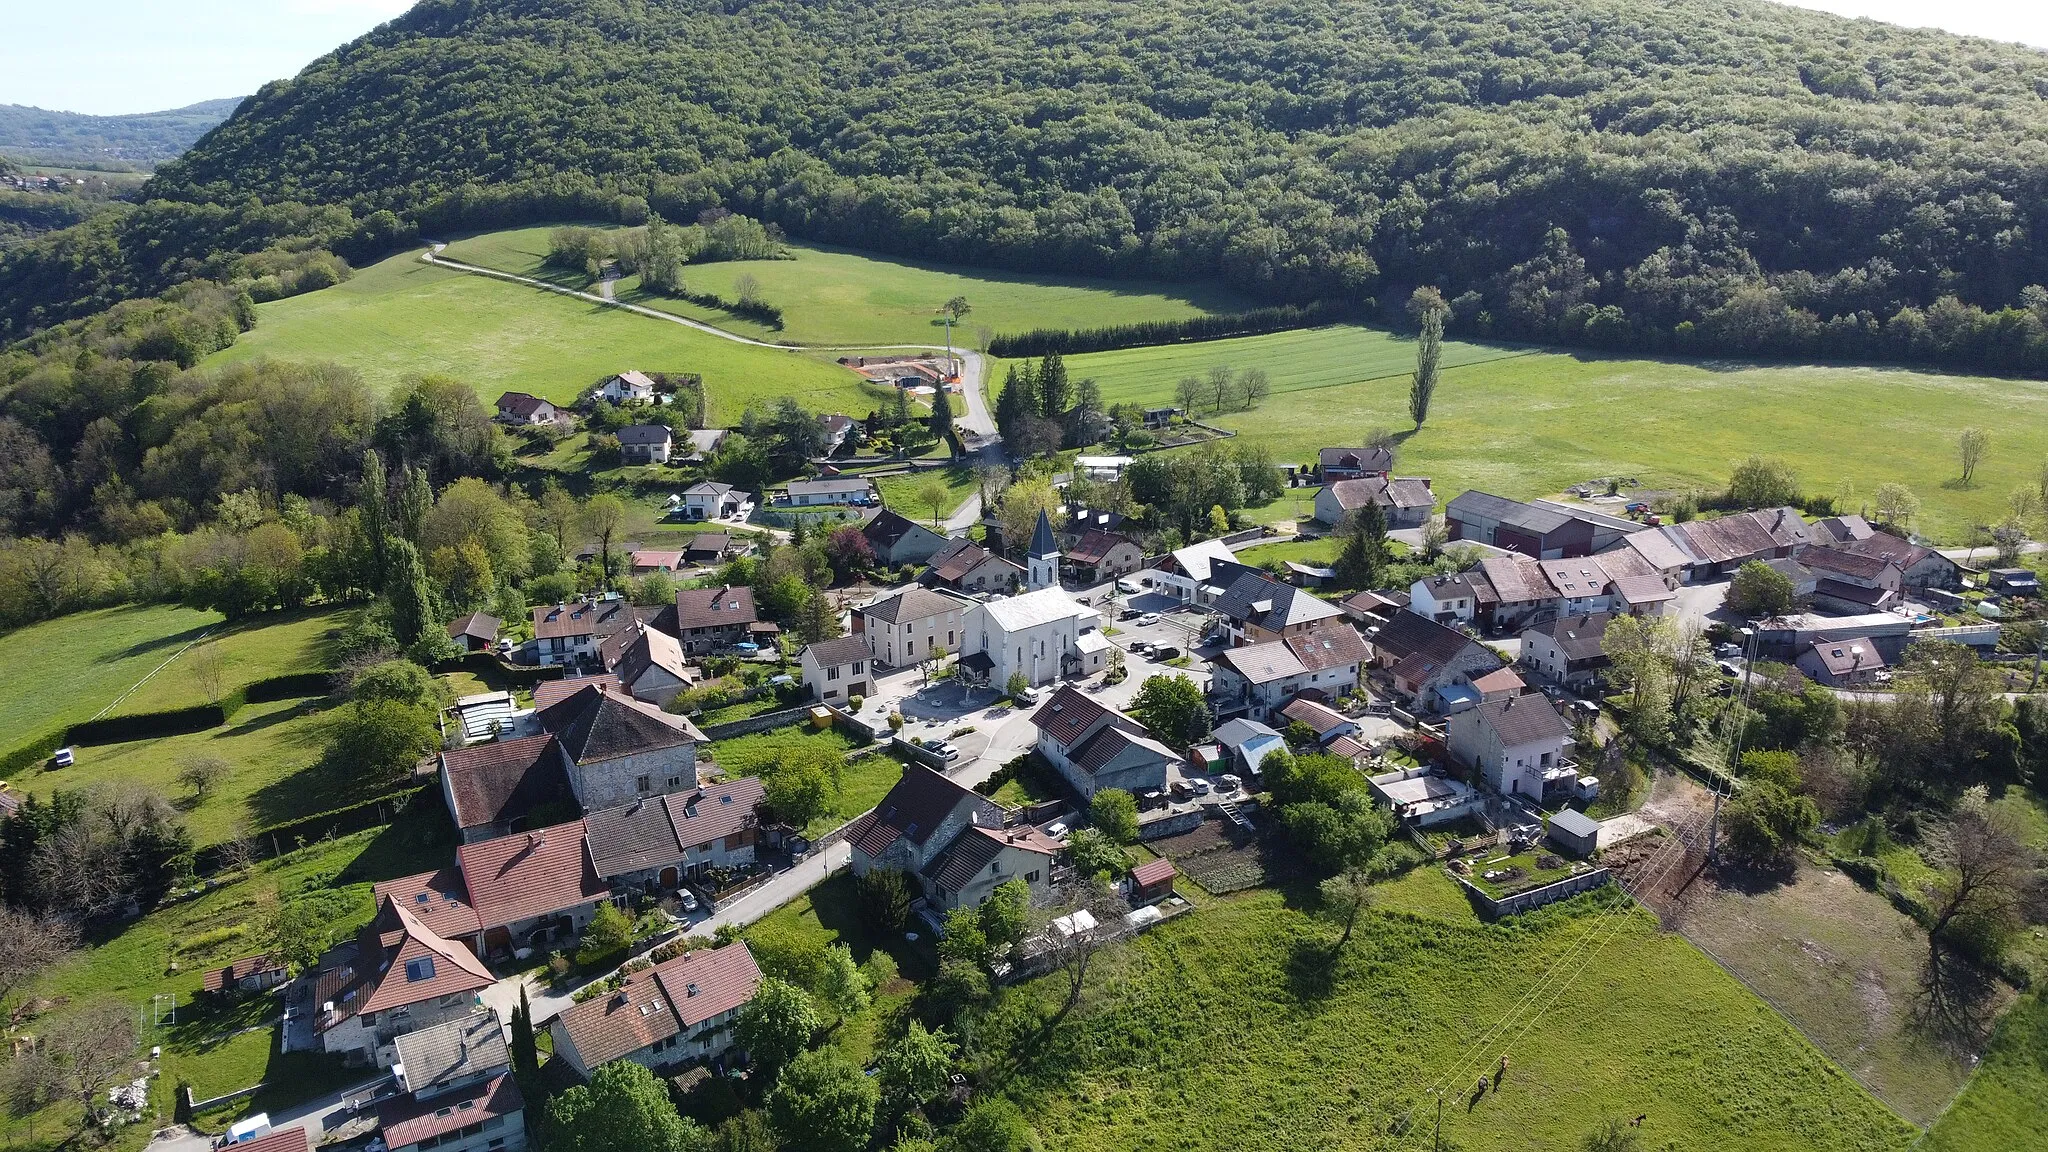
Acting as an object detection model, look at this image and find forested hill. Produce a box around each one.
[0,98,241,165]
[47,0,2048,367]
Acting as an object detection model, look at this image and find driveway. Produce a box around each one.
[1668,577,1733,632]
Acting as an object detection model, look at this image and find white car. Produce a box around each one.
[676,890,699,913]
[1137,612,1161,626]
[1044,821,1070,838]
[1012,684,1041,704]
[1191,778,1212,796]
[1116,579,1141,595]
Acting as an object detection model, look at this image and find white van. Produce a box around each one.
[222,1114,272,1145]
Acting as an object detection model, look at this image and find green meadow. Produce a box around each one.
[439,225,1259,347]
[0,604,345,739]
[1043,328,2048,544]
[209,248,876,422]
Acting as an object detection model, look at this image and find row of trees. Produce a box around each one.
[993,353,1108,458]
[1169,364,1272,417]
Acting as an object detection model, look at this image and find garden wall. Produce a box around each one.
[1455,867,1612,919]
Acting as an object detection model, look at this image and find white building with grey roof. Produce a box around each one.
[959,587,1107,688]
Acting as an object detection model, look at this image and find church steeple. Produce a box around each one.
[1026,509,1059,591]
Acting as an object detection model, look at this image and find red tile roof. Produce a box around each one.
[456,822,608,932]
[532,673,622,710]
[1130,857,1176,888]
[554,943,763,1067]
[378,1073,524,1150]
[374,868,485,941]
[675,585,758,631]
[357,903,495,1016]
[652,942,765,1030]
[231,1129,310,1152]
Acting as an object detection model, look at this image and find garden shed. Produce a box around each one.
[1547,808,1601,859]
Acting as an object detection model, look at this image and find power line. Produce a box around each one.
[1369,793,1725,1143]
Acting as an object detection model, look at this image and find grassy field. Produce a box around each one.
[0,605,345,741]
[874,463,979,525]
[1671,862,1988,1125]
[1048,328,2048,544]
[994,870,1914,1152]
[26,697,357,847]
[440,225,1259,347]
[1923,987,2048,1151]
[209,247,876,422]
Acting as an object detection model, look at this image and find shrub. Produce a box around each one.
[856,868,912,933]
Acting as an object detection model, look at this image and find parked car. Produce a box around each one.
[927,741,961,762]
[1119,607,1142,621]
[1717,659,1742,678]
[1151,646,1181,661]
[1012,684,1040,704]
[1116,579,1142,594]
[1044,821,1070,839]
[51,747,73,768]
[676,889,699,913]
[1128,640,1152,655]
[1169,780,1193,801]
[1137,612,1161,626]
[1191,777,1212,796]
[1219,773,1242,793]
[1570,700,1600,720]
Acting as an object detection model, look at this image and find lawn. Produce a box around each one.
[1234,536,1339,570]
[21,696,367,847]
[1923,986,2048,1152]
[0,604,344,742]
[441,225,1259,347]
[992,870,1914,1152]
[874,463,978,525]
[1670,861,1992,1126]
[208,247,877,422]
[704,726,856,777]
[1051,328,2048,544]
[704,727,900,839]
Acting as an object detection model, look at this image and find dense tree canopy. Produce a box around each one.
[43,0,2032,374]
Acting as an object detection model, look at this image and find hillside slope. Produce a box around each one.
[142,0,2048,370]
[0,97,240,165]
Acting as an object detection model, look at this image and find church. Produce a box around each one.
[957,511,1111,688]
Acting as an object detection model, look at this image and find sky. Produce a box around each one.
[0,0,2043,117]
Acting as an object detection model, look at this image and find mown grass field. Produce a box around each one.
[1045,330,2048,544]
[441,225,1258,347]
[35,697,358,847]
[0,605,345,741]
[209,247,875,422]
[995,871,1914,1152]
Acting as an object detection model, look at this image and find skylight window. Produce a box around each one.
[404,957,437,982]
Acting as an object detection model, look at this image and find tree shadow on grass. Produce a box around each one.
[101,621,216,665]
[1912,943,2004,1056]
[1282,931,1339,1003]
[244,748,391,831]
[332,795,460,887]
[221,697,332,739]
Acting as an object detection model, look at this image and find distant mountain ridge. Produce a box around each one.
[0,98,242,166]
[10,0,2048,373]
